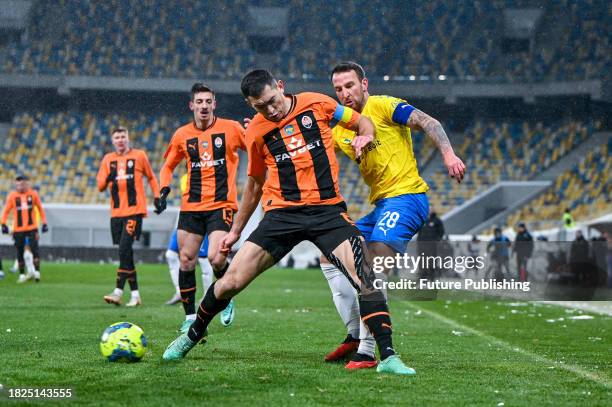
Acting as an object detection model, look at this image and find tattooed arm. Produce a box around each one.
[407,109,466,183]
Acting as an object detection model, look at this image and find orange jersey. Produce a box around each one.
[246,92,361,211]
[97,148,159,218]
[1,189,47,233]
[160,118,246,212]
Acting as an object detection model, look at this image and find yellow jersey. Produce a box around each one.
[180,173,188,194]
[333,95,429,203]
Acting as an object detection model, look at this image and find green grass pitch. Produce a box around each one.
[0,263,610,406]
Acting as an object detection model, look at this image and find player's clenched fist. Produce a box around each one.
[220,230,240,254]
[154,187,170,214]
[442,151,466,183]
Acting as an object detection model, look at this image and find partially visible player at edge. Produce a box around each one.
[163,173,234,328]
[322,62,466,369]
[165,174,213,306]
[166,174,213,305]
[155,83,245,333]
[2,174,48,283]
[163,69,415,375]
[97,127,160,307]
[165,229,212,306]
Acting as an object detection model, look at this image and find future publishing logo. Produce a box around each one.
[373,278,531,292]
[371,253,531,293]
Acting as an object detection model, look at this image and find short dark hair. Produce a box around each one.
[330,61,366,82]
[241,69,276,98]
[111,127,128,136]
[15,174,29,181]
[191,83,215,100]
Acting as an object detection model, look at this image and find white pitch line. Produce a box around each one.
[405,303,612,388]
[538,301,612,316]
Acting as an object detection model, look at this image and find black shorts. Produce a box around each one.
[177,208,234,237]
[247,203,361,263]
[110,215,143,245]
[13,230,38,247]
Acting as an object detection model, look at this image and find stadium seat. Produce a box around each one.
[2,1,608,82]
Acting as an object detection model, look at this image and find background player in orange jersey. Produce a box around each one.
[155,83,246,333]
[96,127,160,307]
[2,174,48,283]
[163,70,414,375]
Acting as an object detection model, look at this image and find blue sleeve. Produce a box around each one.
[198,236,209,258]
[167,229,179,252]
[391,102,415,125]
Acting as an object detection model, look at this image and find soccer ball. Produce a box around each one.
[99,322,148,362]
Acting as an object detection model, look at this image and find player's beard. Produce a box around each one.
[353,95,366,112]
[344,95,363,112]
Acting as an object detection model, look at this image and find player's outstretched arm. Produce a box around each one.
[220,175,264,253]
[155,160,172,214]
[142,152,160,199]
[141,152,161,211]
[348,115,375,160]
[159,158,177,193]
[407,109,466,183]
[156,141,182,214]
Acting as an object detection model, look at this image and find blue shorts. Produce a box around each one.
[356,193,429,253]
[167,229,209,258]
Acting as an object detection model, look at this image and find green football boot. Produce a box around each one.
[162,334,197,361]
[220,299,235,327]
[376,355,416,375]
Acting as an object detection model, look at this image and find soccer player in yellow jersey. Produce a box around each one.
[322,62,466,370]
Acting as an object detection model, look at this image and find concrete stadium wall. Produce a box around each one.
[0,203,264,250]
[0,244,165,264]
[0,203,179,249]
[0,202,321,267]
